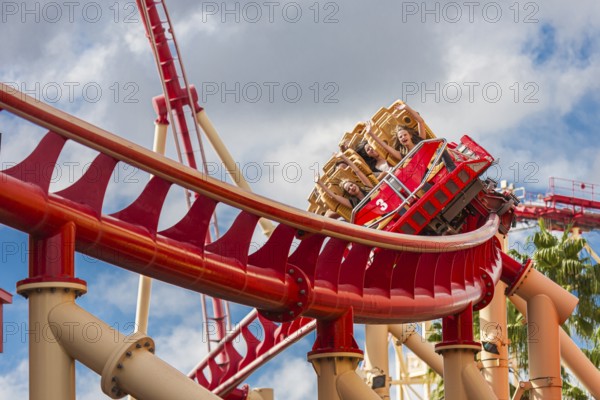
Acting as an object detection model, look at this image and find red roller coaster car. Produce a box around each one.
[351,136,518,235]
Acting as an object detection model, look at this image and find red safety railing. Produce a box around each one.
[515,177,600,231]
[547,177,600,209]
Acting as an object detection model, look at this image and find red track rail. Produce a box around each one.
[189,310,316,397]
[0,85,511,396]
[0,84,503,320]
[135,0,231,356]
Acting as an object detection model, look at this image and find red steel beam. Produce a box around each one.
[0,170,501,322]
[515,204,600,231]
[0,288,12,353]
[545,194,600,210]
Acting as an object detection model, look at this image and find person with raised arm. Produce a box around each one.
[366,121,422,161]
[315,175,371,210]
[334,151,377,186]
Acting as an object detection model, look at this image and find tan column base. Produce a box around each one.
[309,352,381,400]
[436,344,497,400]
[17,281,87,400]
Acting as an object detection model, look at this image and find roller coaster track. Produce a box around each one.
[189,310,316,398]
[0,84,504,396]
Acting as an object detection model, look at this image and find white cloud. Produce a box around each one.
[83,271,138,317]
[0,360,28,399]
[148,280,205,321]
[76,367,108,400]
[153,324,209,373]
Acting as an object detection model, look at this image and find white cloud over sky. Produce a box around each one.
[1,0,600,398]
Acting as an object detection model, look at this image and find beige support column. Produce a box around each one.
[17,282,87,400]
[364,324,390,398]
[196,110,274,236]
[507,263,579,398]
[310,353,381,400]
[438,346,468,400]
[309,310,381,400]
[463,362,500,399]
[248,388,274,400]
[479,234,509,399]
[48,302,221,400]
[510,295,600,398]
[479,234,510,400]
[394,346,403,400]
[134,121,168,336]
[558,329,600,397]
[127,122,169,400]
[510,294,563,399]
[436,307,497,400]
[507,266,577,324]
[388,324,444,376]
[134,276,152,335]
[436,344,497,400]
[337,362,386,400]
[153,122,168,157]
[479,282,510,399]
[527,295,562,399]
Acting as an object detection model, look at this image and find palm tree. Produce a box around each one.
[507,218,600,398]
[425,219,599,399]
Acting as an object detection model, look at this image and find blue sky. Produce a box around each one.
[1,0,600,398]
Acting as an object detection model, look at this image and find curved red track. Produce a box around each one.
[0,84,503,325]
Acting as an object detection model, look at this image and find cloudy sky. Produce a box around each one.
[1,0,600,398]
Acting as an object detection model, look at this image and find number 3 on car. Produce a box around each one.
[376,199,388,211]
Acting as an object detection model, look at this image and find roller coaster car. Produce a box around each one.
[351,136,518,235]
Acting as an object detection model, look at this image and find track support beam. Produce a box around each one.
[16,223,87,400]
[308,309,380,400]
[436,306,497,400]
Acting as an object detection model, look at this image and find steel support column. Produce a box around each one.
[436,306,497,400]
[16,222,87,400]
[526,295,562,399]
[308,309,380,400]
[364,324,390,398]
[479,235,509,399]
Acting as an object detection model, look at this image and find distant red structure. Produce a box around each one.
[0,289,12,353]
[514,177,600,231]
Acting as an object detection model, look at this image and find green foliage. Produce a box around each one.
[424,219,599,398]
[508,219,600,397]
[426,321,444,400]
[506,302,529,370]
[562,366,589,400]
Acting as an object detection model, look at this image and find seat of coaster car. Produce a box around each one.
[308,100,517,236]
[352,135,514,235]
